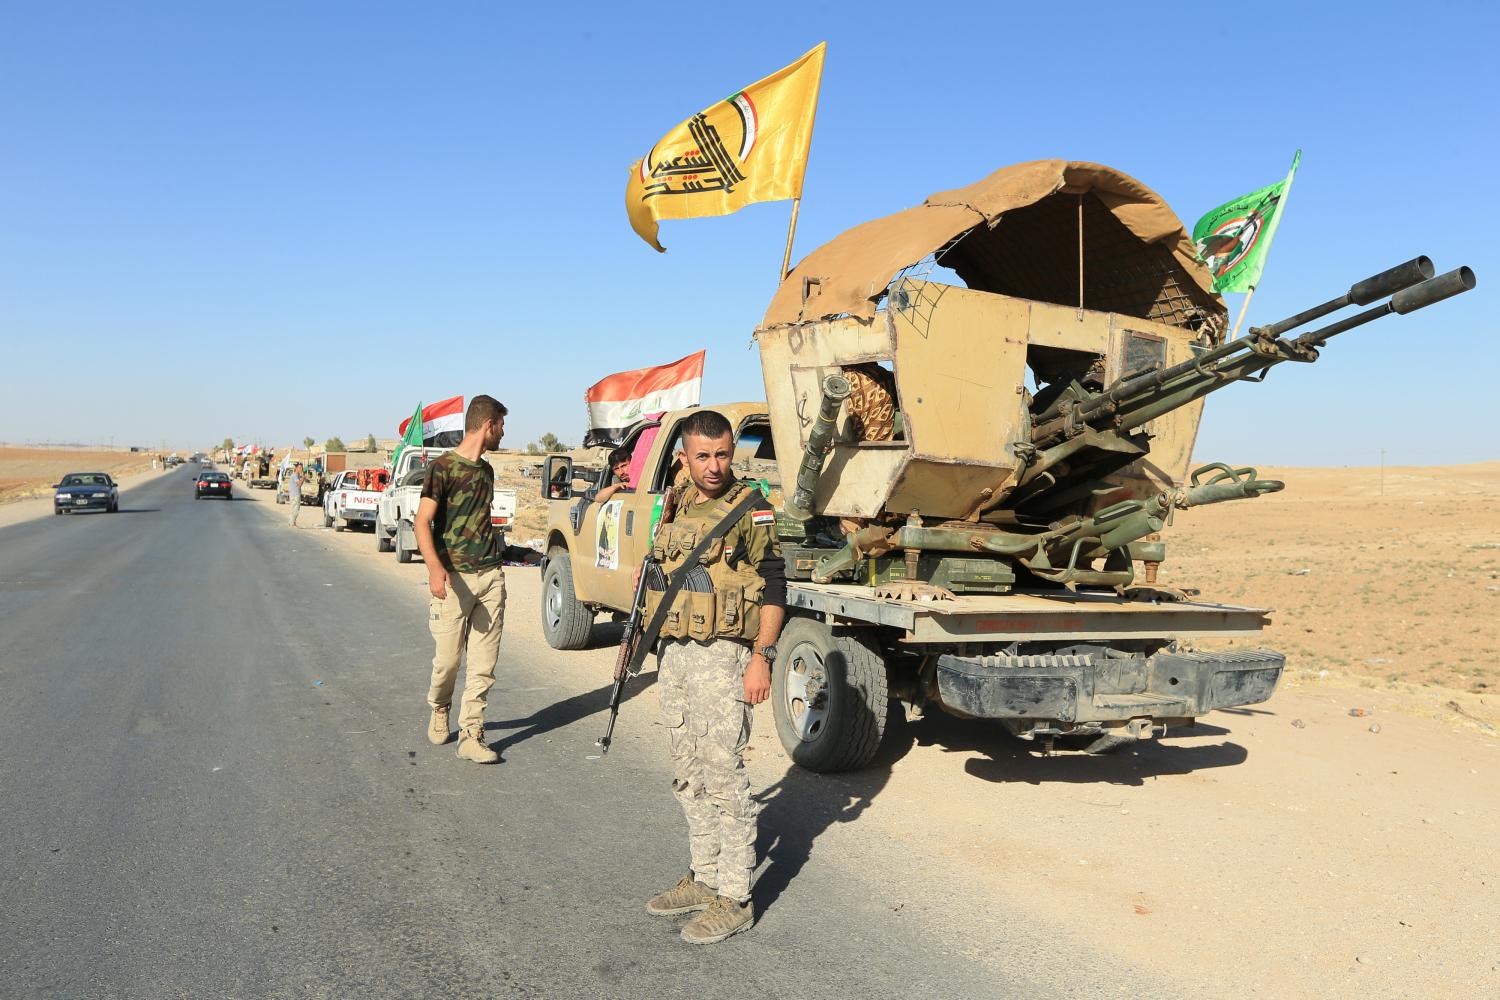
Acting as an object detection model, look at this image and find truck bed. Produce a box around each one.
[787,583,1272,642]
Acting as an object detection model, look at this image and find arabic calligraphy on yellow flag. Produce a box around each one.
[626,43,826,252]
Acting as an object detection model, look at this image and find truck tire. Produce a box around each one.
[322,509,334,528]
[376,525,394,552]
[541,553,593,650]
[397,542,414,564]
[772,617,889,773]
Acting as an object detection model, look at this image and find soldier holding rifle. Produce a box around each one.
[614,410,785,944]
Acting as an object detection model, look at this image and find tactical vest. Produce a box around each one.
[644,482,766,642]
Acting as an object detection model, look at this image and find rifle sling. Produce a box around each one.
[626,487,763,675]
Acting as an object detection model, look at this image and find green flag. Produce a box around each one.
[392,402,423,470]
[1193,151,1301,293]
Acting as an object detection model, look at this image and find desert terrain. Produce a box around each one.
[1156,462,1500,704]
[0,446,164,503]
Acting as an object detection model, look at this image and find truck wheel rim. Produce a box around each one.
[783,642,828,743]
[546,574,563,629]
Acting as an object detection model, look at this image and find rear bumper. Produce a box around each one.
[340,509,375,521]
[934,648,1285,722]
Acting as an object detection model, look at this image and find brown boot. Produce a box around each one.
[426,704,451,745]
[680,895,753,945]
[456,724,499,764]
[645,873,717,916]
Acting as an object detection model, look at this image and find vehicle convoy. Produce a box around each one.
[53,473,120,514]
[321,468,387,530]
[542,159,1476,773]
[375,447,518,563]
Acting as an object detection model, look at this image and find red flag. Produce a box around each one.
[583,351,704,448]
[398,395,465,447]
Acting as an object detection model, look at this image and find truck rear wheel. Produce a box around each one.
[376,525,394,552]
[772,617,889,773]
[541,553,593,650]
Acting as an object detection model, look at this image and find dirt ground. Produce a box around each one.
[0,446,164,503]
[1157,462,1500,696]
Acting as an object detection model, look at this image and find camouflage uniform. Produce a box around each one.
[421,451,505,730]
[652,483,781,905]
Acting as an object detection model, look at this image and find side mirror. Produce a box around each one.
[542,455,574,500]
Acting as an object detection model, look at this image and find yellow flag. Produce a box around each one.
[626,43,825,252]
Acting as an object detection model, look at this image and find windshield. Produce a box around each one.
[60,474,108,487]
[202,473,229,481]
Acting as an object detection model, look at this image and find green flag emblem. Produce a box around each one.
[1193,151,1300,293]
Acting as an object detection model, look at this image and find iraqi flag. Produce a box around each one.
[584,351,704,448]
[398,395,465,448]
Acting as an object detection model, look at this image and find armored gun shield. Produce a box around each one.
[755,159,1225,523]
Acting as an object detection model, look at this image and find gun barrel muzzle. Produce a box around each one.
[786,373,853,522]
[1258,256,1437,338]
[1391,266,1476,314]
[1350,256,1435,305]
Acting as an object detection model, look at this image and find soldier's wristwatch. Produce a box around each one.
[755,644,778,664]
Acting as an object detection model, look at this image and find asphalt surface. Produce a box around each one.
[0,468,1168,999]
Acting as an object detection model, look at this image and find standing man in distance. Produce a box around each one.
[643,409,786,945]
[414,395,508,765]
[287,463,303,526]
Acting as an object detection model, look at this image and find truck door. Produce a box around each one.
[572,418,679,611]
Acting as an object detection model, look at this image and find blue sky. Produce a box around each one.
[2,1,1495,464]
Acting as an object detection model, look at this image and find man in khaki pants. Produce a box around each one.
[413,395,508,764]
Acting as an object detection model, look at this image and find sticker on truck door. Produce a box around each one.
[595,498,624,570]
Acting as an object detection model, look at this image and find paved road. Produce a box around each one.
[0,468,1166,999]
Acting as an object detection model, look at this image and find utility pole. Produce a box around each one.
[1380,448,1386,497]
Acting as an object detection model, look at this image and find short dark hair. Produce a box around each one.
[678,409,732,444]
[466,395,508,432]
[608,446,632,468]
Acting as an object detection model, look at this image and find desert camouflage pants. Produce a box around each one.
[426,567,506,730]
[657,637,756,904]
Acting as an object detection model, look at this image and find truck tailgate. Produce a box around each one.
[490,488,517,530]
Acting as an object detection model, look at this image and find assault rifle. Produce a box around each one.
[597,553,654,753]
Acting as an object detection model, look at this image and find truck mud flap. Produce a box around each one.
[935,649,1285,721]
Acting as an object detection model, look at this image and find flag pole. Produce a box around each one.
[1229,286,1257,340]
[779,43,826,283]
[780,198,802,282]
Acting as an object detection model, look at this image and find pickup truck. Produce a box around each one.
[375,447,518,564]
[540,403,1282,774]
[320,470,384,531]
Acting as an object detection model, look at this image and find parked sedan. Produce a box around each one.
[54,473,119,514]
[195,471,233,500]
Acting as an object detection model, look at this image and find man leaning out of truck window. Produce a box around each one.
[593,446,635,504]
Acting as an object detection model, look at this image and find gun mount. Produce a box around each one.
[755,160,1476,594]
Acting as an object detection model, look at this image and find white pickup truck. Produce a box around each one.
[321,470,382,531]
[375,447,517,564]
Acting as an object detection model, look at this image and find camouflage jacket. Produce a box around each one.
[421,451,501,572]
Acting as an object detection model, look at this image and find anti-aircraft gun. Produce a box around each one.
[750,160,1475,772]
